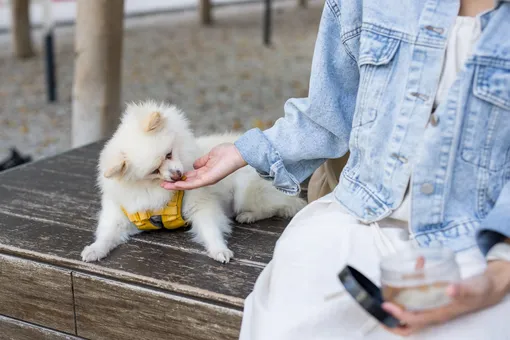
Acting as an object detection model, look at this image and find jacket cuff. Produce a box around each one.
[486,242,510,262]
[477,230,507,256]
[235,128,301,196]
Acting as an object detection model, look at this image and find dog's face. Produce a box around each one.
[99,101,197,186]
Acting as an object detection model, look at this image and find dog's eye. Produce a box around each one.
[151,169,160,175]
[165,152,172,160]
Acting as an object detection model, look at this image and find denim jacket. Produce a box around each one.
[235,0,510,253]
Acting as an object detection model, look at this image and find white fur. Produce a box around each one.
[81,100,307,263]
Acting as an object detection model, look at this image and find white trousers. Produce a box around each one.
[239,195,510,340]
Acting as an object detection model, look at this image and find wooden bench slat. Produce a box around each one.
[0,142,287,261]
[74,273,242,340]
[0,182,281,264]
[0,254,75,334]
[0,142,289,235]
[0,141,293,336]
[0,315,82,340]
[0,213,261,306]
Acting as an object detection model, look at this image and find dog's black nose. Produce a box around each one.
[171,170,182,181]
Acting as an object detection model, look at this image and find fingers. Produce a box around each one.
[380,303,420,336]
[382,303,441,330]
[161,177,208,190]
[381,272,490,336]
[193,153,210,170]
[162,145,238,190]
[446,283,462,299]
[447,274,486,301]
[160,179,181,190]
[415,256,425,270]
[382,303,410,322]
[447,281,480,301]
[381,324,416,337]
[161,180,196,190]
[182,170,198,179]
[161,168,216,190]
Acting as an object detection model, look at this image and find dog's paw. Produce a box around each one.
[278,206,301,219]
[236,212,258,224]
[81,243,108,262]
[208,248,234,264]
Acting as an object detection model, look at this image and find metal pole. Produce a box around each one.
[43,0,57,102]
[44,30,57,102]
[263,0,272,46]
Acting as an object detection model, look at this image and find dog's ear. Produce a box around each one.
[144,111,163,132]
[104,159,127,178]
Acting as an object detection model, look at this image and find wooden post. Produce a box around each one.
[72,0,124,148]
[199,0,212,25]
[11,0,34,58]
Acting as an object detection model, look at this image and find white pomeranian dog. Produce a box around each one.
[81,100,307,263]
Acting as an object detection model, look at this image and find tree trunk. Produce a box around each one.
[199,0,212,25]
[11,0,34,58]
[72,0,124,148]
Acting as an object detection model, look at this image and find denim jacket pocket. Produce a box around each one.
[353,29,401,128]
[461,59,510,172]
[358,30,401,66]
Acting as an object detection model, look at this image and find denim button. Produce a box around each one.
[420,183,434,195]
[425,25,444,35]
[391,153,408,164]
[429,113,439,127]
[410,92,430,102]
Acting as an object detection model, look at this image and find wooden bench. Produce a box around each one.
[0,142,297,339]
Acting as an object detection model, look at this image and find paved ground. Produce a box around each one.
[0,0,323,162]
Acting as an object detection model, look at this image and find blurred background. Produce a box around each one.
[0,0,323,167]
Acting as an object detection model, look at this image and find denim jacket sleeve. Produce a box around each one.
[234,0,359,196]
[477,182,510,255]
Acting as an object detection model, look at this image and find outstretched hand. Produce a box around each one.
[161,143,247,190]
[382,260,510,336]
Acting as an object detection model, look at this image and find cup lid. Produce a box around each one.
[338,265,401,328]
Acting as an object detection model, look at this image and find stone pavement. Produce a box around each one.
[0,1,323,159]
[0,0,323,161]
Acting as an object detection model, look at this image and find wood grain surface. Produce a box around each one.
[0,141,294,338]
[0,315,82,340]
[74,273,242,340]
[0,254,75,333]
[0,142,289,306]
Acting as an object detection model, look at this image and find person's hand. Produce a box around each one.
[382,260,510,336]
[161,143,247,190]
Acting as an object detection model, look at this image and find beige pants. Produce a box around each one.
[307,152,349,203]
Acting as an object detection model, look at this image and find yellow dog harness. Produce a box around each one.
[121,190,188,231]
